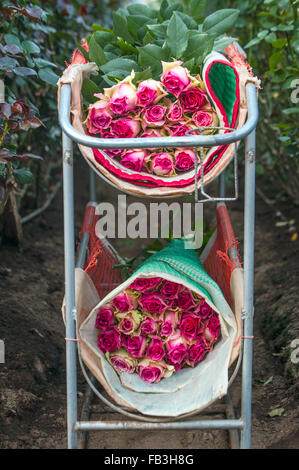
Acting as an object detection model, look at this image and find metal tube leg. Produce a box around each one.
[219,171,226,198]
[62,132,78,449]
[89,166,96,202]
[240,130,256,449]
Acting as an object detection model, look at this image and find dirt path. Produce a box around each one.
[0,157,298,449]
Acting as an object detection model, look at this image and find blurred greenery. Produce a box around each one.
[0,0,123,224]
[212,0,299,201]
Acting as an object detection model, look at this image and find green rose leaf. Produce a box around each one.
[14,67,37,76]
[166,12,189,59]
[100,58,140,77]
[112,12,134,44]
[38,67,59,87]
[22,40,40,55]
[127,3,158,19]
[88,35,107,66]
[203,9,240,35]
[187,0,208,22]
[0,56,19,71]
[138,44,169,77]
[185,32,215,65]
[13,168,34,185]
[81,77,101,103]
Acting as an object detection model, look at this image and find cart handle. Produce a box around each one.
[58,82,258,150]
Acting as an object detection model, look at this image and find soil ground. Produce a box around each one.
[0,156,298,449]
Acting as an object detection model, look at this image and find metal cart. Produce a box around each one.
[58,81,258,449]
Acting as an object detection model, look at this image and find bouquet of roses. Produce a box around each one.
[84,62,218,177]
[64,3,243,191]
[95,276,221,384]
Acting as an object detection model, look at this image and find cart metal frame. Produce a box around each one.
[58,82,258,449]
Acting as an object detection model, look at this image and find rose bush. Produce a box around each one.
[95,277,221,383]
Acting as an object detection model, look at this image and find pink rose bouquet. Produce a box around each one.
[84,61,218,179]
[95,277,221,383]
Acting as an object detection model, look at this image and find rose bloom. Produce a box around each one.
[160,280,181,301]
[143,105,167,127]
[117,311,141,335]
[110,118,140,138]
[95,304,116,330]
[150,152,174,176]
[177,289,195,311]
[165,124,191,137]
[174,149,195,172]
[120,150,148,172]
[126,334,147,358]
[138,293,167,315]
[97,327,120,353]
[85,100,112,134]
[129,277,162,292]
[161,61,191,97]
[160,310,178,338]
[194,299,213,319]
[110,348,136,374]
[179,313,200,342]
[203,314,221,345]
[165,331,188,366]
[186,338,206,367]
[180,86,208,112]
[136,79,167,107]
[136,359,174,384]
[166,100,184,122]
[140,316,160,335]
[112,291,137,313]
[193,110,214,128]
[105,79,137,115]
[146,336,165,362]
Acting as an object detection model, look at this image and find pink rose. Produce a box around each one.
[140,316,160,335]
[193,110,214,128]
[150,152,174,176]
[95,304,116,330]
[86,100,112,134]
[126,334,147,358]
[166,100,183,122]
[194,299,213,319]
[160,280,181,301]
[203,314,221,345]
[110,349,136,374]
[165,124,191,137]
[129,277,162,292]
[97,327,120,353]
[108,83,137,115]
[110,118,140,138]
[136,359,165,384]
[179,314,200,342]
[120,150,148,172]
[146,336,165,361]
[177,289,195,311]
[136,79,167,107]
[174,149,195,172]
[112,291,137,313]
[143,105,166,127]
[118,315,136,335]
[186,338,206,367]
[161,61,191,98]
[138,293,167,315]
[161,311,178,338]
[180,86,208,112]
[165,331,188,365]
[140,129,162,138]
